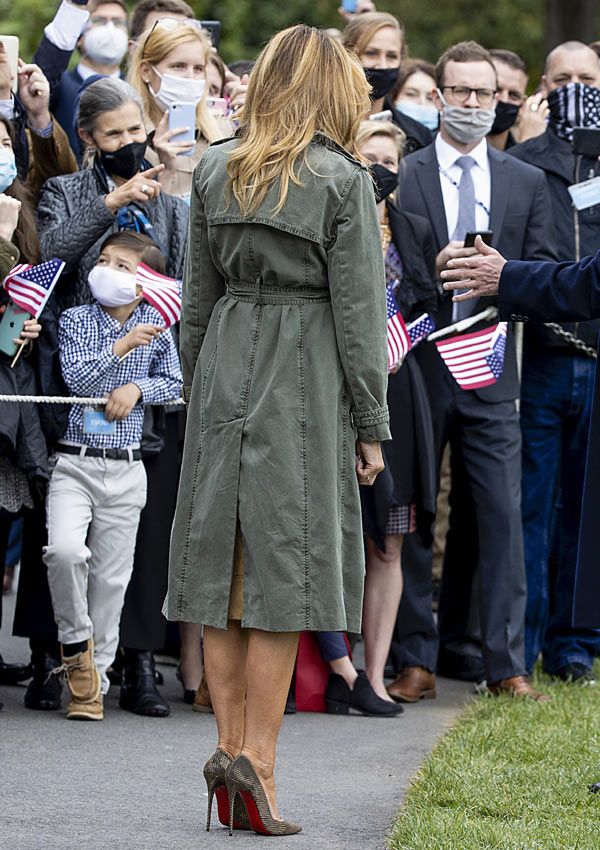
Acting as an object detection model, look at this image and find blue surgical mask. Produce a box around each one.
[0,148,17,193]
[395,100,440,132]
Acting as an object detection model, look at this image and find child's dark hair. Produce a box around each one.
[99,231,167,275]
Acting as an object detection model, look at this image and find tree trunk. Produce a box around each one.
[545,0,599,51]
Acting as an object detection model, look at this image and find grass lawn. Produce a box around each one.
[391,663,600,850]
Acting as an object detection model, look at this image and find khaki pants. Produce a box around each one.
[44,453,147,693]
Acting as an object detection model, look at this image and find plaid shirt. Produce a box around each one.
[59,301,182,448]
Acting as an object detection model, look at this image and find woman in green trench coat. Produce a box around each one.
[164,25,391,836]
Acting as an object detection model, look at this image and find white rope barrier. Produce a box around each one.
[426,307,498,342]
[0,395,184,405]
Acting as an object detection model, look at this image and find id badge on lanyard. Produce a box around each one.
[568,176,600,211]
[82,407,116,436]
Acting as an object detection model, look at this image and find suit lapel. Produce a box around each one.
[413,146,448,252]
[488,146,509,247]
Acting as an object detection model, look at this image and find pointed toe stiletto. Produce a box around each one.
[204,749,251,831]
[225,754,302,837]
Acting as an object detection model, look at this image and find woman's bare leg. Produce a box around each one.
[203,621,249,757]
[363,534,403,701]
[241,629,299,819]
[178,621,204,691]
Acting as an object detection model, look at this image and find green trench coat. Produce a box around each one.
[164,133,391,632]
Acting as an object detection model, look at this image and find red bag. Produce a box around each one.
[294,632,351,713]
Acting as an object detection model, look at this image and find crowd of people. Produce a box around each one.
[1,0,599,730]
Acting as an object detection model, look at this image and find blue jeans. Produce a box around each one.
[316,632,348,662]
[521,349,600,673]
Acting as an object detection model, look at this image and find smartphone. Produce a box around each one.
[0,36,19,94]
[199,20,221,49]
[206,97,228,116]
[464,231,493,248]
[369,109,393,123]
[0,300,29,357]
[342,0,357,12]
[168,102,196,157]
[572,128,600,158]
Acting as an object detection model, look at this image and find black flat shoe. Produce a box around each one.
[176,666,196,704]
[0,653,32,685]
[24,650,62,711]
[119,650,170,717]
[326,671,404,717]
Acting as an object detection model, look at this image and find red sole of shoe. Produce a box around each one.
[239,790,277,836]
[214,786,245,830]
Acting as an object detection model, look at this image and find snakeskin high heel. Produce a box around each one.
[203,749,250,831]
[225,754,302,836]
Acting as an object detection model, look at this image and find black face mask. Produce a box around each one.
[99,139,147,180]
[364,66,400,101]
[490,100,520,135]
[371,163,398,203]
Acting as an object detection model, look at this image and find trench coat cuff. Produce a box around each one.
[182,385,191,402]
[352,406,391,442]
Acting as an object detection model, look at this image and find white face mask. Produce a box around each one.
[148,69,206,110]
[88,266,138,307]
[83,23,128,66]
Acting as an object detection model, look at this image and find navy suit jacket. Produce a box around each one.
[400,141,557,403]
[500,253,600,628]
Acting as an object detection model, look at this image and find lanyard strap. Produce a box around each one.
[438,165,491,217]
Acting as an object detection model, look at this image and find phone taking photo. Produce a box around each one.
[168,102,196,157]
[342,0,357,12]
[0,301,29,357]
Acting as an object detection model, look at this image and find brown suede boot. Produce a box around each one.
[193,673,213,713]
[59,640,103,721]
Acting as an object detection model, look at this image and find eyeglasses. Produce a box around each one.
[90,15,128,29]
[149,17,204,36]
[441,86,497,107]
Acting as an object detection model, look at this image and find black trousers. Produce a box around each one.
[119,412,180,650]
[13,502,58,643]
[392,378,527,684]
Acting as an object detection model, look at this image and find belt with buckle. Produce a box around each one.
[57,444,142,461]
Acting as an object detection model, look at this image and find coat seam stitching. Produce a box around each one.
[297,305,310,628]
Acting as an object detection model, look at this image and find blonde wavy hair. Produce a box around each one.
[227,25,371,216]
[127,22,222,143]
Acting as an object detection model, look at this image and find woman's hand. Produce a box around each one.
[355,440,385,486]
[0,193,21,242]
[17,60,51,132]
[105,164,165,213]
[517,93,549,143]
[0,43,12,100]
[15,317,42,345]
[152,111,195,173]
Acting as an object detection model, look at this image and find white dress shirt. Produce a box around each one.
[435,133,491,242]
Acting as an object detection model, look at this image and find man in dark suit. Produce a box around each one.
[442,242,600,635]
[388,41,557,703]
[507,41,600,683]
[33,0,129,158]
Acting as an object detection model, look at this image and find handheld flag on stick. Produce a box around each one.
[386,283,411,372]
[4,259,65,318]
[407,313,436,347]
[435,322,508,390]
[136,262,182,328]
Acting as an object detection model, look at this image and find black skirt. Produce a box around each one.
[361,354,436,552]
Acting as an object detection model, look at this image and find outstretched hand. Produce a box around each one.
[440,236,507,302]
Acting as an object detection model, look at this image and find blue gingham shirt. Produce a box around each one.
[59,301,182,448]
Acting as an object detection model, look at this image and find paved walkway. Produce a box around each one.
[1,591,470,850]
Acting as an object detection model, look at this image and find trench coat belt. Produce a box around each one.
[226,280,331,305]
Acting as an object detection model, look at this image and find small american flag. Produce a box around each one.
[387,282,411,372]
[4,259,65,318]
[136,262,182,328]
[407,313,436,347]
[435,322,508,390]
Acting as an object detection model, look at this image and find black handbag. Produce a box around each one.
[141,405,167,457]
